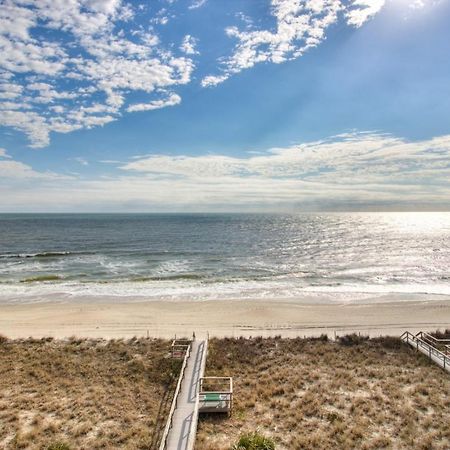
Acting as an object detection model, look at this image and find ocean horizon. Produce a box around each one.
[1,212,449,304]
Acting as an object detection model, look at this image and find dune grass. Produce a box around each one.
[196,335,450,450]
[0,336,180,450]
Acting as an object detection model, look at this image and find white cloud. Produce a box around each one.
[180,35,199,55]
[0,82,23,99]
[346,0,385,27]
[154,16,169,25]
[0,0,436,148]
[189,0,208,10]
[112,132,450,209]
[0,109,51,147]
[126,93,181,112]
[201,74,229,88]
[26,82,78,103]
[0,0,194,147]
[73,157,89,166]
[409,0,426,9]
[202,0,388,86]
[121,132,450,185]
[0,159,69,180]
[202,0,342,84]
[0,148,11,158]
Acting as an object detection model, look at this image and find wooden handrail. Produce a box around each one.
[417,332,450,353]
[401,331,450,370]
[416,331,450,343]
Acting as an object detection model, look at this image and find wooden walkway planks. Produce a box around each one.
[165,339,207,450]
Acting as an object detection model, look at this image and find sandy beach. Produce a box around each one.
[1,297,450,339]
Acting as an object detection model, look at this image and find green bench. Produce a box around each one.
[202,393,222,402]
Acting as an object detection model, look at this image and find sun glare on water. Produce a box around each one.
[381,212,450,234]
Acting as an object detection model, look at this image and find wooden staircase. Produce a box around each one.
[401,331,450,373]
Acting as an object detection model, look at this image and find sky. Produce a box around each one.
[0,0,450,212]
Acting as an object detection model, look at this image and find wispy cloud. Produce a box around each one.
[0,148,11,158]
[126,93,181,113]
[0,149,71,180]
[346,0,386,27]
[188,0,208,10]
[2,132,450,211]
[121,132,450,186]
[72,157,89,166]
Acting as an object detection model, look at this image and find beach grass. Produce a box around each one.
[0,336,179,450]
[196,335,450,450]
[2,332,450,449]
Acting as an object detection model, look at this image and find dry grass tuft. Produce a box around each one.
[196,335,450,450]
[0,337,179,450]
[431,329,450,339]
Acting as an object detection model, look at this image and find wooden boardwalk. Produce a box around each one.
[401,331,450,373]
[164,339,207,450]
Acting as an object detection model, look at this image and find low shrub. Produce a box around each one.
[313,334,328,342]
[431,329,450,340]
[372,336,403,350]
[47,442,71,450]
[338,333,369,346]
[231,431,275,450]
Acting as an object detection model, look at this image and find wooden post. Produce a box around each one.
[230,377,233,416]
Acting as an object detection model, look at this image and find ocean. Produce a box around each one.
[0,212,449,303]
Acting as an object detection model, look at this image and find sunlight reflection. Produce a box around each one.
[379,212,450,234]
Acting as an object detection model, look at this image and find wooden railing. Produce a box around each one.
[401,331,450,371]
[416,332,450,355]
[198,376,233,417]
[171,339,192,359]
[158,342,191,450]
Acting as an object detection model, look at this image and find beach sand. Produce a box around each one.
[1,296,450,339]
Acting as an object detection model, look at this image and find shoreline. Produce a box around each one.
[1,296,450,339]
[1,291,448,305]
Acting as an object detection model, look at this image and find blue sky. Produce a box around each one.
[0,0,450,212]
